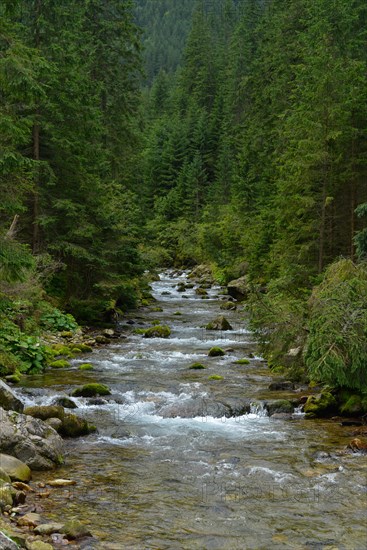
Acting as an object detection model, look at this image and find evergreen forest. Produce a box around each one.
[1,0,367,394]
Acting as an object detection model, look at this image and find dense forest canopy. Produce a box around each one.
[1,0,367,391]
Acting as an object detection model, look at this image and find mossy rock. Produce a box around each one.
[4,373,21,384]
[133,328,146,335]
[220,302,237,311]
[59,413,96,437]
[51,344,74,358]
[206,316,233,331]
[71,383,111,397]
[61,331,73,338]
[70,343,93,353]
[173,311,182,315]
[304,392,337,418]
[150,320,161,326]
[150,307,163,312]
[54,397,78,409]
[143,325,171,338]
[195,287,208,296]
[78,363,93,371]
[49,359,71,369]
[340,394,367,416]
[24,405,65,421]
[266,399,294,416]
[208,347,225,357]
[0,484,14,510]
[188,363,207,370]
[234,358,250,365]
[208,375,224,381]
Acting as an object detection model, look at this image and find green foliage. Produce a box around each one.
[40,308,78,333]
[0,320,49,374]
[248,280,309,368]
[305,260,367,390]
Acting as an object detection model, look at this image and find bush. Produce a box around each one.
[40,307,78,332]
[305,260,367,390]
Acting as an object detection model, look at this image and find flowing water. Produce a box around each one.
[19,272,367,549]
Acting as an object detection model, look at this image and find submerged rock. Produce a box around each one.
[0,409,63,470]
[61,519,92,540]
[268,381,295,391]
[0,380,24,413]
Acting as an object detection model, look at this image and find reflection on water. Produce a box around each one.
[22,271,367,549]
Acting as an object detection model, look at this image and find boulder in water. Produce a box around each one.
[143,325,171,338]
[265,400,294,416]
[208,347,225,357]
[227,275,249,301]
[206,316,232,331]
[71,383,111,397]
[0,380,24,413]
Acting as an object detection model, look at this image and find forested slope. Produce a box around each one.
[1,0,367,393]
[139,0,367,391]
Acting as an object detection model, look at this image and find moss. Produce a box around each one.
[60,413,96,437]
[188,363,207,370]
[220,302,237,311]
[151,320,161,326]
[266,399,293,415]
[0,349,21,376]
[79,363,93,371]
[304,392,337,418]
[141,299,150,306]
[208,347,225,357]
[61,331,73,338]
[150,307,163,312]
[4,373,21,384]
[133,328,146,335]
[70,343,93,353]
[24,405,65,421]
[208,375,224,380]
[71,383,111,397]
[234,358,250,365]
[143,325,171,338]
[49,359,71,369]
[339,393,367,416]
[51,343,75,358]
[173,311,182,315]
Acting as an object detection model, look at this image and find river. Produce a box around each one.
[19,271,367,549]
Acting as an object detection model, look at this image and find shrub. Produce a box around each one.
[305,260,367,390]
[40,308,78,332]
